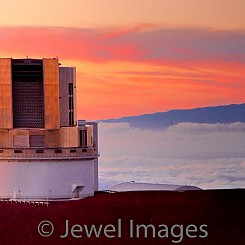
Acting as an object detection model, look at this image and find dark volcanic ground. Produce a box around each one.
[0,189,244,244]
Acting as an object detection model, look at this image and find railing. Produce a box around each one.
[0,147,99,160]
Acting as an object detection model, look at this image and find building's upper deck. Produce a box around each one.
[0,146,99,161]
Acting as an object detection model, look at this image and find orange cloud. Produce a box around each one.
[1,26,245,119]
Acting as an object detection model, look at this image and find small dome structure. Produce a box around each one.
[109,182,202,192]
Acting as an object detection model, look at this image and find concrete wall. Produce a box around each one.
[0,129,13,147]
[0,159,96,199]
[59,67,76,127]
[43,58,60,129]
[60,127,78,147]
[0,126,96,149]
[0,58,12,129]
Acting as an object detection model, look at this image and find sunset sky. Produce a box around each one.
[1,0,245,120]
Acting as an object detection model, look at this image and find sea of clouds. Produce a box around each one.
[98,122,245,190]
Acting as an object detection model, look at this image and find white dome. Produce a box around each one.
[109,182,202,192]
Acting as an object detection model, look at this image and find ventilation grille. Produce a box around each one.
[12,80,44,128]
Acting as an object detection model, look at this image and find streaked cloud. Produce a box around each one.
[1,26,245,65]
[1,26,244,119]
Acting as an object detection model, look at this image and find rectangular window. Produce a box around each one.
[14,150,22,153]
[29,135,44,147]
[80,129,87,147]
[36,149,44,153]
[69,111,74,126]
[69,96,74,111]
[68,83,73,96]
[13,135,29,147]
[54,149,62,153]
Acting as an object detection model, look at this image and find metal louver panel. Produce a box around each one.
[12,80,44,128]
[12,59,44,128]
[13,135,29,147]
[29,135,44,147]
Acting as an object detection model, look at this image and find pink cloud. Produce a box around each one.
[1,25,244,120]
[1,25,245,67]
[0,26,142,62]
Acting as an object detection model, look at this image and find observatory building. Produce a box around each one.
[0,58,99,200]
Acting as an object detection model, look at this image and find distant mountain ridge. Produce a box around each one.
[98,103,245,129]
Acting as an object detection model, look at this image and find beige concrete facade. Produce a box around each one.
[43,58,60,129]
[0,58,13,129]
[59,66,77,127]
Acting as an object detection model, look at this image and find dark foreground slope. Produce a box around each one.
[0,189,244,244]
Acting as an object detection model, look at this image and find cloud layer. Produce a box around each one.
[98,122,245,190]
[1,26,245,119]
[1,26,245,66]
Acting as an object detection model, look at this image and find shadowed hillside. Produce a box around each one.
[99,103,245,129]
[0,189,244,244]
